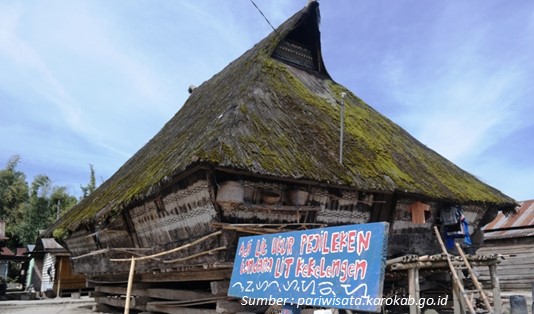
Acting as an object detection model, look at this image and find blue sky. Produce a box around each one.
[1,1,533,201]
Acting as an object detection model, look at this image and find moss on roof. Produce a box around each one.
[52,2,515,234]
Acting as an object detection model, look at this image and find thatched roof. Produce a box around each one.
[53,2,515,234]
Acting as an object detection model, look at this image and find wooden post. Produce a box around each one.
[455,243,493,313]
[124,256,136,314]
[433,226,476,314]
[408,268,421,314]
[56,256,63,297]
[489,264,501,313]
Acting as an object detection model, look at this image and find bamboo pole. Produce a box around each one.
[390,261,450,270]
[163,246,227,264]
[111,230,222,262]
[112,249,161,261]
[124,256,136,314]
[455,242,493,313]
[454,270,468,313]
[386,254,419,265]
[433,226,476,314]
[71,248,110,260]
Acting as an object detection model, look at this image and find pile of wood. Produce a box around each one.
[92,281,238,314]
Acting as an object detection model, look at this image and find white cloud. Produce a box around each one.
[0,3,84,132]
[379,10,528,165]
[0,1,176,158]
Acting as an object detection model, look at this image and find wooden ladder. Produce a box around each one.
[433,226,493,314]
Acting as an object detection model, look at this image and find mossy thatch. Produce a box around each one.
[53,2,515,234]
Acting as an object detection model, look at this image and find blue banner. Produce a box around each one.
[228,222,389,312]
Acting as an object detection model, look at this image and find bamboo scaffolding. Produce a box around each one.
[455,242,493,313]
[433,226,476,314]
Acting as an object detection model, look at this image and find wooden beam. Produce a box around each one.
[121,208,141,248]
[56,256,63,297]
[216,299,247,313]
[92,303,117,313]
[210,281,229,296]
[87,276,130,286]
[240,204,320,212]
[147,297,225,306]
[95,296,146,312]
[96,285,214,301]
[139,268,232,283]
[145,304,217,314]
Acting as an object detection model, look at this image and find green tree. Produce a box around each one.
[0,155,78,248]
[50,186,77,219]
[80,164,96,199]
[13,174,53,245]
[0,156,29,247]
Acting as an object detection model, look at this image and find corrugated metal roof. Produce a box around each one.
[0,247,14,256]
[483,199,534,240]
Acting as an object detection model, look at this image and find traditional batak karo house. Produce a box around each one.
[44,2,516,313]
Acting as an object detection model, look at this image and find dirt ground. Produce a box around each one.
[1,294,531,314]
[0,297,104,314]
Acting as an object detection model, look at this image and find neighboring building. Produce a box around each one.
[44,2,515,312]
[0,220,8,280]
[28,237,86,297]
[477,200,534,290]
[0,220,30,287]
[0,247,13,280]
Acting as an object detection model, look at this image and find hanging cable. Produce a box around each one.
[249,0,281,38]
